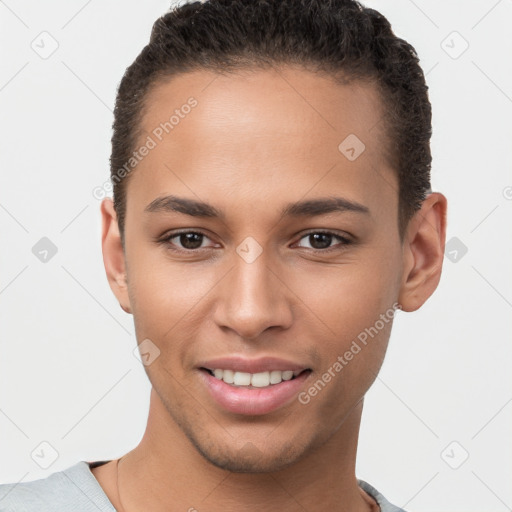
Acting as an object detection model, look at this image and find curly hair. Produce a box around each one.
[110,0,432,243]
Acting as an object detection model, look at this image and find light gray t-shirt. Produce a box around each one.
[0,460,408,512]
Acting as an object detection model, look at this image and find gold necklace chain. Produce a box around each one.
[116,457,127,512]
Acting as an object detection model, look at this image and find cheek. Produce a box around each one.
[292,251,400,418]
[288,249,400,395]
[294,291,396,438]
[126,249,219,353]
[288,252,400,343]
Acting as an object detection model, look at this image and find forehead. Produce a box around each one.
[127,66,396,220]
[142,65,386,148]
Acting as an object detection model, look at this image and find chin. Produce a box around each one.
[189,435,306,473]
[150,377,325,474]
[174,408,319,474]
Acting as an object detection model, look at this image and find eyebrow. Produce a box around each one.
[144,195,370,218]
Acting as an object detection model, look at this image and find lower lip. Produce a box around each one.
[200,369,311,416]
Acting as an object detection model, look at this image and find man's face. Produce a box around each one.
[121,66,404,472]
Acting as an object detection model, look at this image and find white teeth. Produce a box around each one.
[209,368,303,387]
[251,371,270,387]
[233,371,251,386]
[269,370,282,384]
[222,369,234,384]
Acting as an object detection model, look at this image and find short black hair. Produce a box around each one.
[110,0,432,243]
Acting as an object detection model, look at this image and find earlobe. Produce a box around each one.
[100,198,132,315]
[398,192,448,312]
[120,302,131,314]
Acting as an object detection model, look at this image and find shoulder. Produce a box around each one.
[358,479,408,512]
[0,461,116,512]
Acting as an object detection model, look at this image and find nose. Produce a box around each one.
[213,248,294,340]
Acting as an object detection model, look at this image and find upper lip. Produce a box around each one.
[198,356,310,374]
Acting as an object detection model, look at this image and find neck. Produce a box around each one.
[115,388,374,512]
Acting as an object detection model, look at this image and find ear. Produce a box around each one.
[398,192,448,312]
[100,198,132,314]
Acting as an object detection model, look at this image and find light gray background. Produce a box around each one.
[0,1,511,511]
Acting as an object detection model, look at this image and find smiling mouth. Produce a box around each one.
[200,367,311,388]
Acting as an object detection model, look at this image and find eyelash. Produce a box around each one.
[159,229,353,254]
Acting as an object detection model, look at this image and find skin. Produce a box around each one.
[97,66,447,512]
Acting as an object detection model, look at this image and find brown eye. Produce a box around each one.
[177,232,205,249]
[307,233,332,249]
[163,231,215,251]
[296,231,351,251]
